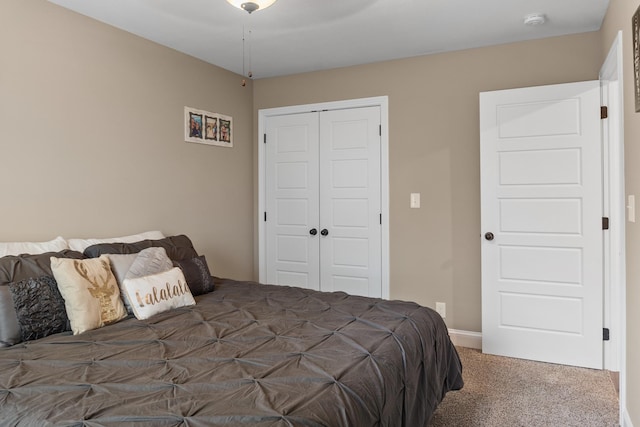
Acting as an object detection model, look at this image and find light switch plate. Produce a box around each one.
[410,193,420,209]
[435,302,446,318]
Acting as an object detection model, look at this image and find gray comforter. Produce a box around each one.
[0,278,463,426]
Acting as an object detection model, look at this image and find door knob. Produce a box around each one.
[484,232,494,241]
[309,228,318,236]
[320,229,329,236]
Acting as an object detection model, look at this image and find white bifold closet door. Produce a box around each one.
[265,106,382,298]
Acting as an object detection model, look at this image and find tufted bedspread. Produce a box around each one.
[0,278,463,426]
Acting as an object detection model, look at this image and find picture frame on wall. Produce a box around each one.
[184,106,233,147]
[633,4,640,112]
[204,115,218,142]
[186,110,203,142]
[219,114,232,145]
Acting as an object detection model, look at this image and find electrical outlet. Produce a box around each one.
[435,302,446,318]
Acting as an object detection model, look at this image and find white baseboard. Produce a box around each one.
[622,408,634,427]
[448,329,482,349]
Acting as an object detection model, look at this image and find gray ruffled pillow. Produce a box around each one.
[173,255,214,296]
[127,247,173,279]
[8,276,70,342]
[0,250,83,347]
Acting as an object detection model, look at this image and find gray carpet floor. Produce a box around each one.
[429,346,619,427]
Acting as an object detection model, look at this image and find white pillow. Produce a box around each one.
[67,231,165,252]
[122,267,195,320]
[0,236,68,257]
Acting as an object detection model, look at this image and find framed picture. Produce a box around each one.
[204,115,218,141]
[184,107,233,147]
[185,110,203,142]
[218,114,232,146]
[633,5,640,112]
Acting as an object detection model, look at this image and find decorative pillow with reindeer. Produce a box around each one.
[51,255,127,334]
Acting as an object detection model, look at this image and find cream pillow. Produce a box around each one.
[67,231,165,252]
[122,267,195,320]
[0,236,68,257]
[51,255,127,334]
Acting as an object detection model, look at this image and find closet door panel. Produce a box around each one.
[319,107,382,297]
[265,113,320,290]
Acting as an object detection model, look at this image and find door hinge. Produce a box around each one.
[264,212,267,222]
[379,124,382,136]
[602,217,609,230]
[263,134,267,144]
[379,213,382,225]
[601,106,608,119]
[603,328,610,341]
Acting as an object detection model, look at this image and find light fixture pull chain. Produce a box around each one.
[241,26,253,86]
[248,30,253,78]
[241,25,247,86]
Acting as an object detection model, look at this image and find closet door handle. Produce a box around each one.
[309,228,318,236]
[320,229,329,236]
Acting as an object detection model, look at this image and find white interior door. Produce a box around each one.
[265,112,320,290]
[480,80,603,369]
[264,106,382,298]
[319,107,382,297]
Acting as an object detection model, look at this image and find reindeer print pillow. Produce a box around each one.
[51,255,127,334]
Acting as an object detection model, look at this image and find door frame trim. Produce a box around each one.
[600,30,626,423]
[257,96,390,299]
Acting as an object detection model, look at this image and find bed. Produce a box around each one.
[0,234,463,426]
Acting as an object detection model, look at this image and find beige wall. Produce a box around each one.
[4,2,630,418]
[0,0,255,280]
[601,0,640,424]
[254,33,602,331]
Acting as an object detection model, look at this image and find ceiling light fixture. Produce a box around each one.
[523,13,547,26]
[226,0,277,14]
